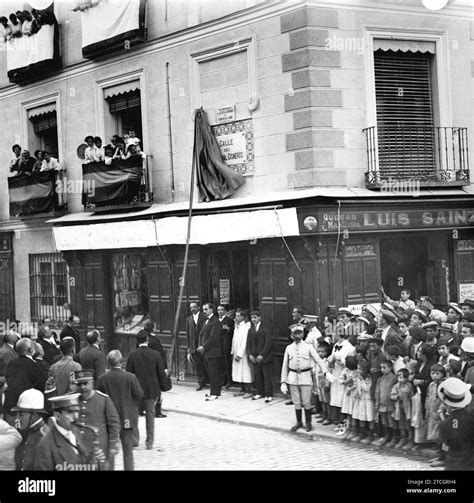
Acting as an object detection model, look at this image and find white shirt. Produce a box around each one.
[52,418,77,448]
[392,356,406,374]
[254,322,261,332]
[192,313,200,325]
[41,157,61,171]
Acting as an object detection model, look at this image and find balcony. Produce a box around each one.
[8,170,67,218]
[363,126,470,189]
[82,155,153,213]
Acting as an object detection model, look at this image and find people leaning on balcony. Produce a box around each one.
[8,14,21,38]
[9,144,22,172]
[94,136,105,161]
[0,17,11,42]
[41,152,61,172]
[122,143,145,160]
[21,10,33,36]
[110,135,126,159]
[84,135,102,163]
[32,150,44,173]
[14,150,36,175]
[103,145,115,165]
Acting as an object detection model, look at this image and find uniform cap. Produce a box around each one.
[72,370,94,384]
[48,393,81,411]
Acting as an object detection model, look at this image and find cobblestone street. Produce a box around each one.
[115,413,435,471]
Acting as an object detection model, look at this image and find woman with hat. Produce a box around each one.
[438,378,474,470]
[12,388,49,470]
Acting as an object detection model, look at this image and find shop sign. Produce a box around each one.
[119,290,141,307]
[459,283,474,303]
[212,119,254,175]
[299,206,474,234]
[219,279,230,305]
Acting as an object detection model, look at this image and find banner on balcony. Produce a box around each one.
[82,157,143,207]
[80,0,146,58]
[8,171,56,217]
[6,17,61,83]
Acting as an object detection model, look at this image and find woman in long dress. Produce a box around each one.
[231,309,253,398]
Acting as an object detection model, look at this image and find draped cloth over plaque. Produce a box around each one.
[6,21,61,83]
[82,157,143,207]
[8,171,57,216]
[193,108,245,202]
[80,0,146,58]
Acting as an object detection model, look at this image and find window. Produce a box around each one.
[28,105,59,159]
[30,253,70,324]
[104,83,143,141]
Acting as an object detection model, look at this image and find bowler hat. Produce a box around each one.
[459,299,474,309]
[48,393,81,411]
[437,378,472,409]
[436,335,454,347]
[72,370,94,384]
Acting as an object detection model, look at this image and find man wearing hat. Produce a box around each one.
[12,388,49,470]
[281,324,335,432]
[459,299,474,318]
[407,327,427,361]
[460,337,474,392]
[446,303,463,337]
[437,335,459,371]
[438,378,474,470]
[336,307,357,346]
[73,370,120,470]
[35,393,92,471]
[378,309,406,356]
[423,320,440,341]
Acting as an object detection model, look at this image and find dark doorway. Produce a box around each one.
[380,235,428,301]
[206,247,250,310]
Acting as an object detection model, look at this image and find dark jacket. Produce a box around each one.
[37,338,61,366]
[78,344,106,380]
[219,316,235,356]
[439,407,474,470]
[247,321,273,364]
[382,326,407,357]
[136,331,168,370]
[15,419,49,471]
[199,315,222,359]
[186,312,205,352]
[0,343,16,378]
[4,356,45,415]
[35,423,90,471]
[60,324,81,354]
[97,368,144,430]
[126,345,168,399]
[34,358,50,390]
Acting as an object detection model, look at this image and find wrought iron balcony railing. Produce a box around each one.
[363,126,470,189]
[82,155,153,212]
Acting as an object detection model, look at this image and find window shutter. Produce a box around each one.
[374,50,435,173]
[107,90,141,113]
[30,111,57,133]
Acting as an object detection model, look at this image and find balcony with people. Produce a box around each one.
[81,133,153,212]
[7,145,67,218]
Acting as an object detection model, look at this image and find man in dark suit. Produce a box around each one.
[0,332,18,397]
[37,326,61,366]
[137,319,168,418]
[126,331,168,450]
[246,310,274,402]
[3,338,45,425]
[379,309,406,356]
[60,315,81,354]
[217,304,235,388]
[78,330,106,381]
[196,303,223,401]
[97,350,143,471]
[186,301,208,390]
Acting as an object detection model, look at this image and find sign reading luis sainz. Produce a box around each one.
[298,203,474,234]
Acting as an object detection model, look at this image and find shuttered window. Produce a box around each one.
[31,111,57,133]
[374,49,435,174]
[106,90,141,113]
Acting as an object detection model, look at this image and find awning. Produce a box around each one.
[27,103,57,119]
[373,39,436,54]
[52,207,300,251]
[104,80,140,100]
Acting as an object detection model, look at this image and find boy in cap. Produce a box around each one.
[437,335,459,371]
[35,393,91,471]
[12,389,49,470]
[280,324,335,432]
[438,378,474,470]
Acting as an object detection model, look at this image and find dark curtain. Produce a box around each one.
[193,108,245,202]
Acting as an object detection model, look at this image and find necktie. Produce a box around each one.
[334,345,342,352]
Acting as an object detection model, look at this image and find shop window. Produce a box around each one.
[30,253,70,324]
[112,252,149,333]
[28,105,59,159]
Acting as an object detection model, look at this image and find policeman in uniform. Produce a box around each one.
[35,393,91,471]
[73,370,120,471]
[280,324,335,432]
[12,388,49,470]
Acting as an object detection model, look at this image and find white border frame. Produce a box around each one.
[21,92,63,165]
[95,69,148,152]
[189,35,260,117]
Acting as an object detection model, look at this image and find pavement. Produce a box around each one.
[160,380,438,462]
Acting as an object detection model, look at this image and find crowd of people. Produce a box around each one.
[0,316,169,471]
[9,144,61,175]
[186,293,474,470]
[83,131,144,164]
[0,9,55,42]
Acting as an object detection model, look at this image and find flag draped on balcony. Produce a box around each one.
[193,107,245,202]
[8,171,57,216]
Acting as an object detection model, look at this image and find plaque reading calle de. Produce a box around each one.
[212,119,254,175]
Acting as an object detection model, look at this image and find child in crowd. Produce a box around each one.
[437,336,459,370]
[126,130,142,152]
[314,342,331,425]
[338,355,358,437]
[390,368,414,449]
[374,359,398,446]
[351,360,375,444]
[425,363,446,467]
[385,346,406,374]
[446,359,462,379]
